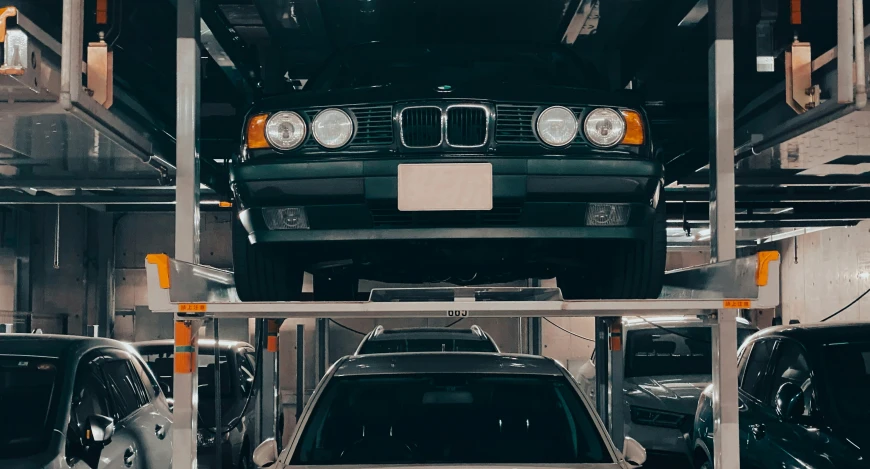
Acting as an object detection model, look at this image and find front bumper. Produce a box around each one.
[232,157,663,243]
[624,421,693,468]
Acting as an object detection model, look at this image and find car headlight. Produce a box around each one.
[265,111,307,150]
[584,108,626,147]
[629,405,691,431]
[312,108,354,149]
[536,106,578,147]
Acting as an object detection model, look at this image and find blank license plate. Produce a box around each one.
[398,163,493,211]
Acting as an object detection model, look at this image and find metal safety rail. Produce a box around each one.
[144,251,781,318]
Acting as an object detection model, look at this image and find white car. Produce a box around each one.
[253,352,647,468]
[573,316,757,468]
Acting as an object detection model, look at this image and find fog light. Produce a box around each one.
[586,204,630,226]
[263,207,309,230]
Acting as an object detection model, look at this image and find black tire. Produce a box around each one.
[313,273,359,301]
[700,461,712,469]
[232,215,304,301]
[560,202,667,300]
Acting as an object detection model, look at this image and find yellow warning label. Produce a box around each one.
[178,303,207,313]
[723,300,751,309]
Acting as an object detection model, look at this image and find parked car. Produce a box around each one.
[574,316,757,468]
[354,325,500,354]
[134,339,258,469]
[231,41,665,302]
[693,322,870,469]
[0,334,172,469]
[252,352,647,468]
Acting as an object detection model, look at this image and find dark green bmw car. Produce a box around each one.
[231,42,665,301]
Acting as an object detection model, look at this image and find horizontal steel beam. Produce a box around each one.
[0,194,224,204]
[0,179,169,190]
[667,220,861,228]
[676,174,870,187]
[667,187,870,203]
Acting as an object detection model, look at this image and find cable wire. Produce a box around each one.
[329,318,366,335]
[543,318,594,342]
[821,286,870,322]
[445,318,465,328]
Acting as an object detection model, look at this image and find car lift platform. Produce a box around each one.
[145,251,781,318]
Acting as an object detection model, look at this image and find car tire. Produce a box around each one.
[559,202,666,300]
[233,214,304,301]
[699,461,712,469]
[313,273,359,301]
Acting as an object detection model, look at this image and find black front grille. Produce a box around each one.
[495,104,538,143]
[446,106,488,146]
[401,107,442,147]
[370,201,523,227]
[350,106,393,145]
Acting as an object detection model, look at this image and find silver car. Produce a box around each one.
[252,352,647,469]
[354,325,500,354]
[0,335,173,469]
[574,316,756,467]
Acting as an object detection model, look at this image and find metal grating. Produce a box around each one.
[350,105,394,145]
[401,107,442,147]
[370,201,523,227]
[446,106,488,147]
[495,104,538,143]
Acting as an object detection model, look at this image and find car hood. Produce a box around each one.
[253,82,640,114]
[624,374,711,415]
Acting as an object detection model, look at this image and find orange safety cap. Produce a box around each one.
[755,251,780,286]
[145,253,171,289]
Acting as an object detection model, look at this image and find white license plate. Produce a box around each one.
[398,163,493,211]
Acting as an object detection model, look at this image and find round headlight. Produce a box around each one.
[265,111,307,150]
[584,108,626,147]
[536,106,578,147]
[312,108,354,149]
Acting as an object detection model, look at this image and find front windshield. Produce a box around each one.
[0,356,61,459]
[820,341,870,424]
[625,327,755,377]
[291,374,612,465]
[306,44,602,91]
[358,338,497,354]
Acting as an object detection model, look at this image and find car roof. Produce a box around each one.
[0,334,123,358]
[334,352,564,377]
[133,339,252,352]
[366,327,491,341]
[750,322,870,345]
[622,315,757,330]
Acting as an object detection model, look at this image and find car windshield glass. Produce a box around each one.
[820,341,870,424]
[358,338,497,354]
[0,356,61,459]
[306,44,601,90]
[291,374,612,465]
[625,327,755,377]
[138,348,235,399]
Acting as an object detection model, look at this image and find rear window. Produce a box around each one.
[291,374,611,465]
[358,338,497,354]
[0,356,61,459]
[626,327,756,377]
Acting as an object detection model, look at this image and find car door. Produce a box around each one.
[736,338,776,469]
[129,352,174,468]
[755,339,831,469]
[98,351,160,469]
[67,353,139,469]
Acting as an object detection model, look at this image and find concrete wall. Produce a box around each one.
[779,221,870,324]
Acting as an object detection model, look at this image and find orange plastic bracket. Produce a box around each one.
[0,7,18,43]
[755,251,780,287]
[174,321,197,374]
[145,253,171,289]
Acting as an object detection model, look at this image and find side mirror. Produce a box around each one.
[775,382,805,420]
[623,437,647,467]
[86,415,115,445]
[253,438,279,468]
[166,397,174,413]
[158,380,172,396]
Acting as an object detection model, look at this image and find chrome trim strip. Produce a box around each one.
[398,105,443,148]
[444,103,491,148]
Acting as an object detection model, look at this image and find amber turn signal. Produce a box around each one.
[246,113,270,149]
[620,110,645,146]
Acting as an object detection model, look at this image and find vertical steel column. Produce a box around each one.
[709,1,740,468]
[260,320,280,443]
[213,319,222,469]
[594,318,609,424]
[608,319,625,451]
[296,324,305,420]
[12,210,31,315]
[316,318,328,380]
[839,0,855,103]
[529,318,543,355]
[175,0,202,468]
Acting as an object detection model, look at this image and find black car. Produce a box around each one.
[693,322,870,469]
[135,339,258,469]
[231,42,665,302]
[353,325,501,354]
